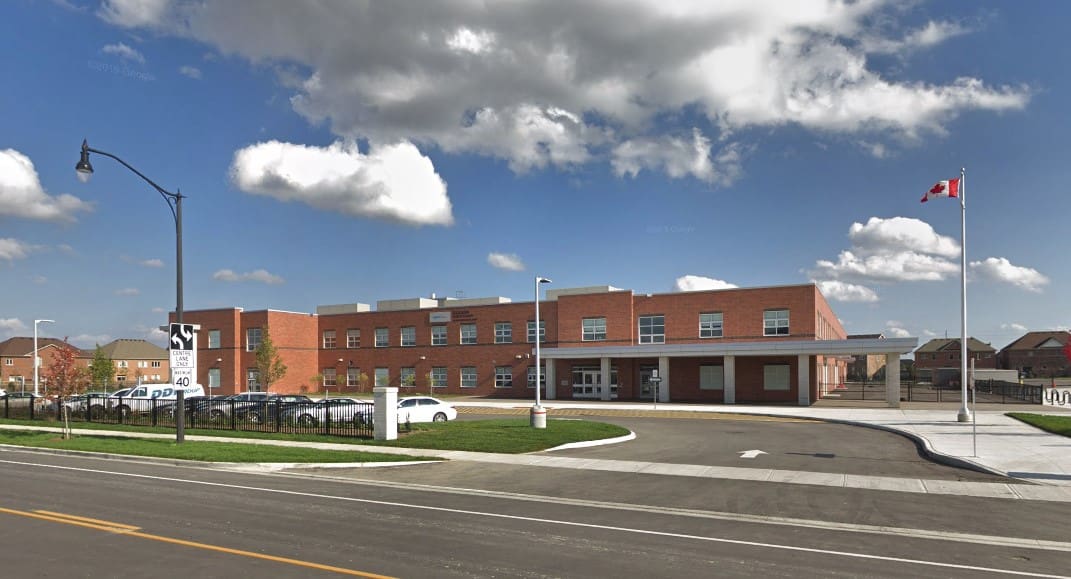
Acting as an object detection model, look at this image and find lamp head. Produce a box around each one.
[75,140,94,183]
[537,277,552,284]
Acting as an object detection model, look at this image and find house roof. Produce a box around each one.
[1000,331,1070,352]
[0,337,88,358]
[915,337,996,354]
[97,339,168,360]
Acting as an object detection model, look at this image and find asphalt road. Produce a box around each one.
[2,424,1070,578]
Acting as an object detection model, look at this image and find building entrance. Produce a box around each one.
[571,366,618,399]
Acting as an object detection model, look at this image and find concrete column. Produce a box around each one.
[723,356,736,404]
[797,355,811,406]
[600,357,611,400]
[886,353,901,408]
[545,359,556,400]
[373,386,398,440]
[658,356,670,402]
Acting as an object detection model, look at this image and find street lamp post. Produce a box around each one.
[33,319,54,397]
[76,140,184,324]
[531,276,552,429]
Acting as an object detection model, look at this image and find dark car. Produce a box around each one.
[234,394,313,424]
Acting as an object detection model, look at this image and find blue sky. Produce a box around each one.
[0,1,1066,353]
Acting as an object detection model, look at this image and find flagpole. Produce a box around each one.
[958,167,971,422]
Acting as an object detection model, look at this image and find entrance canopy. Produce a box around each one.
[540,337,918,359]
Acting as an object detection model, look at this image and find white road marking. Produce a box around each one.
[738,449,767,459]
[0,457,1068,578]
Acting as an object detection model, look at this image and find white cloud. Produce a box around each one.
[885,325,911,338]
[969,257,1049,292]
[612,129,745,186]
[97,2,1030,181]
[179,65,202,79]
[922,329,938,338]
[231,140,453,226]
[816,280,879,303]
[102,42,145,63]
[139,258,164,268]
[1001,322,1028,333]
[809,217,960,285]
[151,307,166,314]
[0,238,37,262]
[0,149,93,222]
[213,268,285,285]
[673,275,738,292]
[0,318,26,334]
[487,252,525,271]
[115,288,140,296]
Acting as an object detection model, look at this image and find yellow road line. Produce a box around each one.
[2,507,395,578]
[456,407,814,422]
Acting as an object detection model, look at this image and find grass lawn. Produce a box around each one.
[1007,413,1071,437]
[0,430,429,463]
[0,417,630,457]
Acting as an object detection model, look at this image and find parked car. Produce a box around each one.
[0,387,5,397]
[62,391,112,413]
[283,397,372,427]
[234,394,314,424]
[85,388,133,418]
[397,396,457,423]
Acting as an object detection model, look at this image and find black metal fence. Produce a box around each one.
[829,380,1045,404]
[1,396,376,438]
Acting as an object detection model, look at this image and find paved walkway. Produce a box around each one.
[4,400,1070,502]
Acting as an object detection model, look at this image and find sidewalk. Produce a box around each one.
[450,399,1071,486]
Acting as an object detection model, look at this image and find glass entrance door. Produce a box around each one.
[640,366,657,399]
[571,366,619,399]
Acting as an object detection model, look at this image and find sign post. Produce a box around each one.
[169,323,199,444]
[649,369,661,410]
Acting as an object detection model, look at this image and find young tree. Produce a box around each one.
[88,344,115,391]
[254,329,287,393]
[42,337,87,438]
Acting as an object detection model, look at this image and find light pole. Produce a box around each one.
[531,276,552,429]
[33,319,54,397]
[76,140,184,324]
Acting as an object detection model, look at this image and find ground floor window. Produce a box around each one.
[246,369,259,391]
[347,368,360,388]
[494,366,512,388]
[526,366,546,389]
[431,367,447,388]
[208,368,220,389]
[700,365,724,390]
[400,367,416,387]
[375,368,389,387]
[323,368,337,387]
[763,364,790,391]
[461,367,477,388]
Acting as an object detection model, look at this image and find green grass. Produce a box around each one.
[0,430,430,463]
[1007,413,1071,437]
[0,417,630,457]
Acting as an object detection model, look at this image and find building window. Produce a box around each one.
[700,365,724,390]
[763,364,790,391]
[461,324,477,345]
[346,368,360,388]
[699,313,723,338]
[323,368,337,387]
[375,328,389,348]
[431,325,447,346]
[208,368,220,389]
[151,360,161,368]
[346,329,361,348]
[400,367,416,387]
[3,358,12,366]
[494,366,512,388]
[495,322,512,344]
[374,368,389,387]
[246,369,260,391]
[117,360,128,368]
[763,310,789,336]
[323,330,337,349]
[460,366,477,388]
[400,326,416,347]
[138,361,148,368]
[527,320,546,343]
[246,328,261,352]
[207,330,220,349]
[527,366,546,389]
[638,315,665,344]
[431,367,447,388]
[582,318,607,341]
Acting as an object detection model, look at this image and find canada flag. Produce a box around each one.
[920,178,960,203]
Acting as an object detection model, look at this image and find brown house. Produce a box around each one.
[97,339,170,387]
[0,337,89,395]
[998,331,1071,378]
[913,337,997,383]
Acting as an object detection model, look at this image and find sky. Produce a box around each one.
[0,0,1067,354]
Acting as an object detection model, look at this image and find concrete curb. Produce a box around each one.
[543,431,637,452]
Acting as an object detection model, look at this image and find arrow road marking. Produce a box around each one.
[738,450,767,459]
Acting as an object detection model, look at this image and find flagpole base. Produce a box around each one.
[957,407,972,422]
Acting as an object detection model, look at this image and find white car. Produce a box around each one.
[0,388,6,397]
[397,396,457,423]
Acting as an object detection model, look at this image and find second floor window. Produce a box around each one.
[763,309,789,336]
[527,320,545,343]
[583,318,606,341]
[401,326,416,347]
[246,327,261,351]
[207,330,220,349]
[347,329,360,348]
[638,315,665,344]
[431,325,447,346]
[375,328,389,348]
[700,313,723,338]
[495,322,512,344]
[323,330,336,349]
[461,324,477,345]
